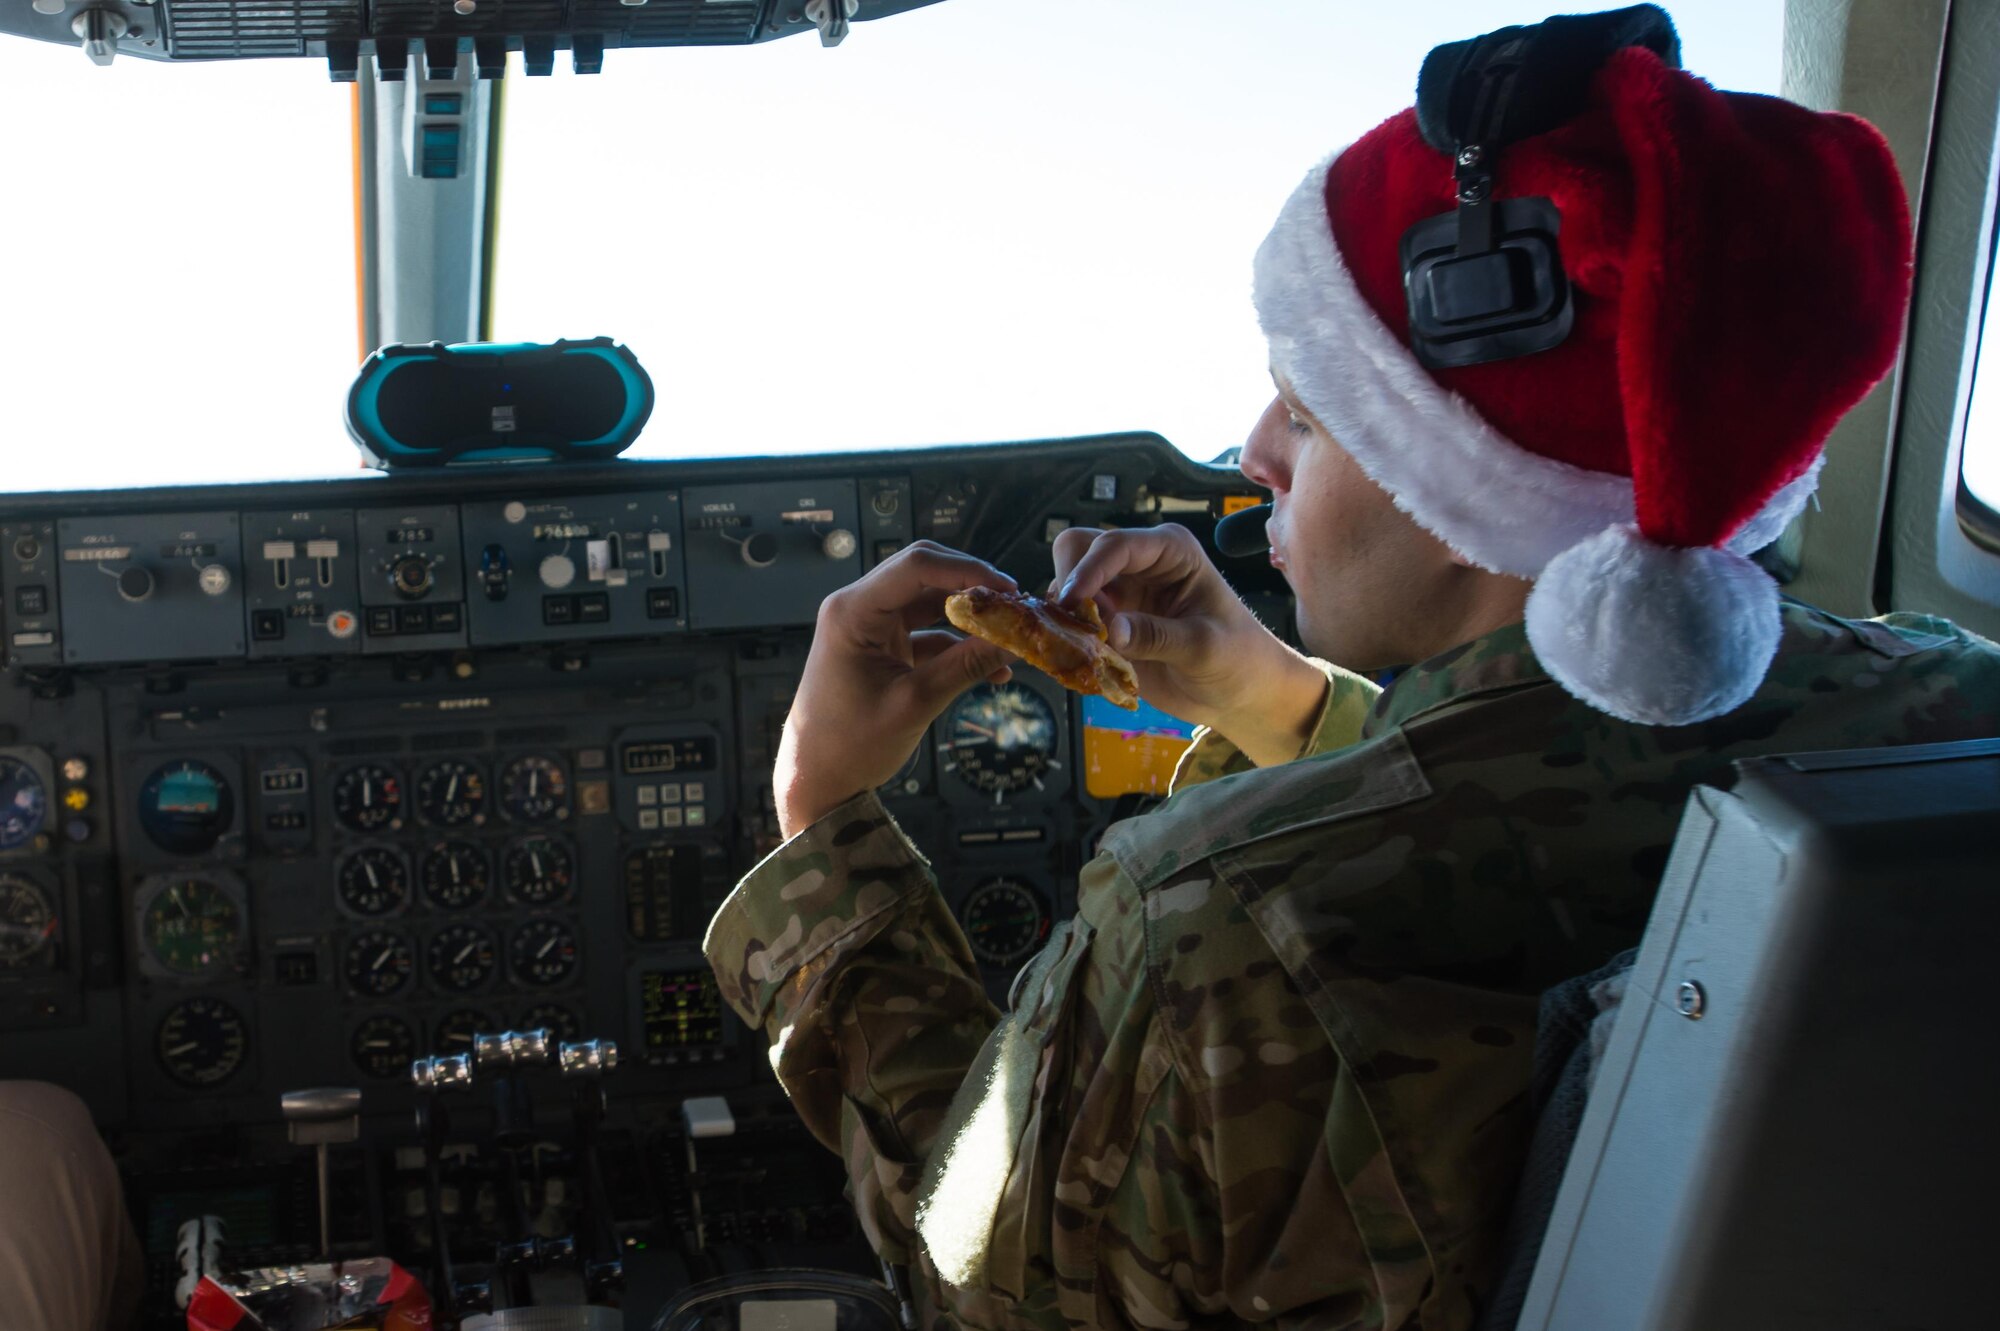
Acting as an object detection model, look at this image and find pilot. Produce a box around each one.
[0,1082,143,1331]
[705,9,2000,1331]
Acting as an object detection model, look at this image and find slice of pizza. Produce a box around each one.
[944,586,1141,709]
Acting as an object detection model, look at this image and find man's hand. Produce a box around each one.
[1053,524,1328,767]
[776,542,1020,839]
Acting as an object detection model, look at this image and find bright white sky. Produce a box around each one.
[14,0,1937,501]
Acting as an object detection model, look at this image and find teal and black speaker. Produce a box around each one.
[346,337,653,469]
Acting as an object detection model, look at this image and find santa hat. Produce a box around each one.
[1254,27,1912,725]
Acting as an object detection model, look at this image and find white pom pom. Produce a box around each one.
[1526,525,1782,726]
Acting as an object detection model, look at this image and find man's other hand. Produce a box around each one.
[1053,524,1328,767]
[776,542,1019,839]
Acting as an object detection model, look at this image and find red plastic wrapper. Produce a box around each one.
[186,1258,432,1331]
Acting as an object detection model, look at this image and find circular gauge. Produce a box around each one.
[426,923,498,993]
[157,996,248,1089]
[508,918,579,988]
[433,1007,494,1055]
[0,874,55,968]
[499,755,569,824]
[343,929,415,999]
[336,846,410,918]
[522,1002,582,1043]
[420,841,490,911]
[416,759,486,828]
[960,878,1052,969]
[349,1014,417,1081]
[941,684,1061,801]
[332,763,403,834]
[138,759,234,856]
[0,757,48,851]
[502,835,574,906]
[140,876,243,977]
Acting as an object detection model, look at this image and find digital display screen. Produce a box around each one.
[1082,696,1198,799]
[640,968,724,1050]
[622,738,718,775]
[160,542,219,559]
[260,768,307,795]
[534,523,594,540]
[387,527,435,544]
[695,514,751,531]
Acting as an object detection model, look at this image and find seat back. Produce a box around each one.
[1515,737,2000,1331]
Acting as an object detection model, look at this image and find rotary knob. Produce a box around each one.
[538,554,576,590]
[739,532,780,569]
[198,565,232,597]
[116,566,155,603]
[390,554,434,600]
[820,528,858,561]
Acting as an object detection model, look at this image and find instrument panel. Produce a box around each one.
[0,436,1280,1314]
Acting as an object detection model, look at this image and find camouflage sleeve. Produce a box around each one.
[703,792,1000,1267]
[1169,658,1381,792]
[710,794,1384,1328]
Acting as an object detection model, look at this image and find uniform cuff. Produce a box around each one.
[703,790,933,1028]
[1168,659,1380,792]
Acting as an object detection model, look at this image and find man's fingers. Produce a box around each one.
[819,543,1014,642]
[1058,524,1202,606]
[1050,526,1105,587]
[1110,610,1208,664]
[907,635,1017,713]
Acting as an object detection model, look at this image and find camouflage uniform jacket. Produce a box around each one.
[705,602,1999,1331]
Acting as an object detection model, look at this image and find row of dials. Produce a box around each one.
[133,754,573,859]
[327,755,571,834]
[133,871,582,992]
[334,836,574,916]
[154,994,583,1089]
[341,918,581,997]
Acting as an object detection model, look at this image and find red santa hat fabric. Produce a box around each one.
[1254,46,1912,723]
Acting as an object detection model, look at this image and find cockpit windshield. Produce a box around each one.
[0,0,1781,493]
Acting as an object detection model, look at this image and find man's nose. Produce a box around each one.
[1239,398,1289,490]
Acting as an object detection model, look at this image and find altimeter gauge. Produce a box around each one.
[941,683,1061,803]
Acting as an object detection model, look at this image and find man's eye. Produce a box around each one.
[1287,412,1310,435]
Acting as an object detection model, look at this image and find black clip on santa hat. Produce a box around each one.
[1223,2,1912,725]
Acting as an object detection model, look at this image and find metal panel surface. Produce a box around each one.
[1521,741,2000,1331]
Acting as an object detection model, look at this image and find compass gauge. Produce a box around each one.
[960,878,1052,969]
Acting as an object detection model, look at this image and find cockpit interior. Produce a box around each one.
[0,2,1996,1328]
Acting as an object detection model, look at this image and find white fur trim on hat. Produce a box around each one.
[1525,525,1782,725]
[1252,157,1819,575]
